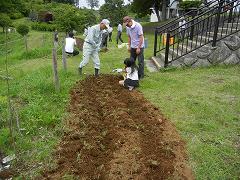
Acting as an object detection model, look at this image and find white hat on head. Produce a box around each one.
[101,19,110,29]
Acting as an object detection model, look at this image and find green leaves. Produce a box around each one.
[17,24,29,36]
[0,13,12,32]
[99,0,127,26]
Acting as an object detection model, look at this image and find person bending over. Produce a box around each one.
[78,19,110,76]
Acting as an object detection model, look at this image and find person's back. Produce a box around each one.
[65,37,76,53]
[65,32,79,56]
[126,66,138,81]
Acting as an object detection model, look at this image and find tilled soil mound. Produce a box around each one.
[41,75,194,179]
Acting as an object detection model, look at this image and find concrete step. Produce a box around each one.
[209,31,229,37]
[186,39,212,48]
[168,45,191,60]
[223,22,240,28]
[193,35,213,44]
[151,56,166,69]
[154,29,240,69]
[145,59,159,72]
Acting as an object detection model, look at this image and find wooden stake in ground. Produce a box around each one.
[24,35,28,52]
[52,48,60,92]
[42,34,45,47]
[4,30,16,151]
[62,39,67,71]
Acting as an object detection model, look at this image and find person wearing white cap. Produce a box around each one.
[78,19,110,76]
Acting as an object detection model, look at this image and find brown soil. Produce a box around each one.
[40,75,194,180]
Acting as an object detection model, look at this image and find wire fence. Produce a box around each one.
[0,31,68,149]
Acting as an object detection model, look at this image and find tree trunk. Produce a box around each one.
[162,0,167,21]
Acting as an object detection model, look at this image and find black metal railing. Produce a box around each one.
[154,0,240,67]
[153,0,221,56]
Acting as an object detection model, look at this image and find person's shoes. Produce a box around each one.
[95,68,99,77]
[128,86,134,91]
[78,67,82,75]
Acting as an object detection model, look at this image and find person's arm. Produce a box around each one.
[128,35,131,52]
[138,35,143,49]
[136,34,143,54]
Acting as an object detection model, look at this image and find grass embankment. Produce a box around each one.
[0,20,239,179]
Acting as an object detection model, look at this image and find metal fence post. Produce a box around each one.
[212,0,224,47]
[228,2,234,23]
[164,33,170,68]
[190,8,198,40]
[154,29,158,56]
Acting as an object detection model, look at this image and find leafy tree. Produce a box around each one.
[131,0,168,21]
[99,0,127,26]
[17,24,29,36]
[0,14,12,32]
[179,1,202,11]
[50,4,97,32]
[86,0,99,9]
[17,24,30,52]
[52,0,77,5]
[0,0,28,18]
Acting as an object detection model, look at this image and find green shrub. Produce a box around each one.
[0,128,10,148]
[19,48,52,60]
[31,22,57,31]
[0,13,12,31]
[179,0,202,11]
[17,24,29,36]
[9,12,24,19]
[44,3,97,33]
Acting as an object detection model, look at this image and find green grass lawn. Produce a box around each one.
[0,26,239,179]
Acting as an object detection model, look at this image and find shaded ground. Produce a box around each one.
[40,75,194,179]
[0,151,15,179]
[75,37,84,51]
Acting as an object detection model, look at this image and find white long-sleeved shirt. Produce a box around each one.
[84,24,103,48]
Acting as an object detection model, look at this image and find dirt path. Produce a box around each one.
[40,75,194,179]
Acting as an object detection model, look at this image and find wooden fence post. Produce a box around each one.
[62,40,67,71]
[52,48,60,92]
[24,35,28,52]
[42,34,45,47]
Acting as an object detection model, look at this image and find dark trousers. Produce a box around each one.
[66,49,79,56]
[101,33,108,48]
[109,32,112,42]
[130,48,144,79]
[116,31,123,44]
